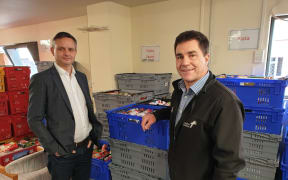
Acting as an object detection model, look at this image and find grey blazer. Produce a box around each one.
[27,65,102,156]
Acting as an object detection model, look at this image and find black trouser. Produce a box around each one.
[47,144,93,180]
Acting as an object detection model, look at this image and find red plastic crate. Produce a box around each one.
[8,91,29,115]
[0,92,8,116]
[0,116,12,141]
[4,66,30,91]
[11,115,30,137]
[5,75,30,91]
[0,145,37,166]
[4,67,30,77]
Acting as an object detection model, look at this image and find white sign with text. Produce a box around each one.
[229,29,259,50]
[141,46,160,61]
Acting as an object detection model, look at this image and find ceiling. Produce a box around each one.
[0,0,166,30]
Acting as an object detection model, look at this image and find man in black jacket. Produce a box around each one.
[28,32,102,180]
[141,30,245,180]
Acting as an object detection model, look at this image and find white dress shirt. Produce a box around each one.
[54,63,92,143]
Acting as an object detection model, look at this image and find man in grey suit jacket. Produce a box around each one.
[28,32,102,180]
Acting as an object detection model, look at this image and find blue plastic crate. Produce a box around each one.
[90,158,111,180]
[106,104,169,150]
[244,107,285,135]
[217,78,288,109]
[236,178,247,180]
[90,140,111,180]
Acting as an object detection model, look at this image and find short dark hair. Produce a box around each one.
[174,30,209,55]
[52,32,77,48]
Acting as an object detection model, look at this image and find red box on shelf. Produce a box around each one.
[0,145,37,166]
[4,67,30,77]
[4,66,30,91]
[0,116,12,141]
[11,115,30,137]
[8,91,29,115]
[0,92,8,116]
[5,76,30,91]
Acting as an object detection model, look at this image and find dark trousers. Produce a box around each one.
[47,145,93,180]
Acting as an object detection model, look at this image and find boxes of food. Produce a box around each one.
[106,104,169,150]
[93,89,153,113]
[4,67,30,91]
[0,144,37,166]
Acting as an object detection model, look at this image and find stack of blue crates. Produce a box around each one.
[106,103,170,180]
[217,77,288,180]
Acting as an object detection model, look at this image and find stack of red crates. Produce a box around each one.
[0,66,31,141]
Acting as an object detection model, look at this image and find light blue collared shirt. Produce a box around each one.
[175,71,210,126]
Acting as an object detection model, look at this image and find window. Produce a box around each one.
[0,46,12,66]
[266,15,288,97]
[266,15,288,78]
[3,42,40,76]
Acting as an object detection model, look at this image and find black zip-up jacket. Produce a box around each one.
[154,71,245,180]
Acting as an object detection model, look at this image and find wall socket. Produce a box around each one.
[253,50,265,64]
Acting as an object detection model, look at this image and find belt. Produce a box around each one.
[75,136,90,148]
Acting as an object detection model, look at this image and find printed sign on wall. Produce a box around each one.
[141,46,160,61]
[228,29,259,50]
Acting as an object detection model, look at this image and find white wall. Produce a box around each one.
[87,2,133,92]
[131,0,201,82]
[131,0,287,78]
[209,0,263,75]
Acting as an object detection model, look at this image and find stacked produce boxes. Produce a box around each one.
[0,66,31,141]
[93,89,154,140]
[106,104,170,180]
[93,73,172,140]
[92,73,172,180]
[0,66,39,166]
[217,77,288,180]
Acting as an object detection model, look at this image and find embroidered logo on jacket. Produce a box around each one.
[183,121,197,128]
